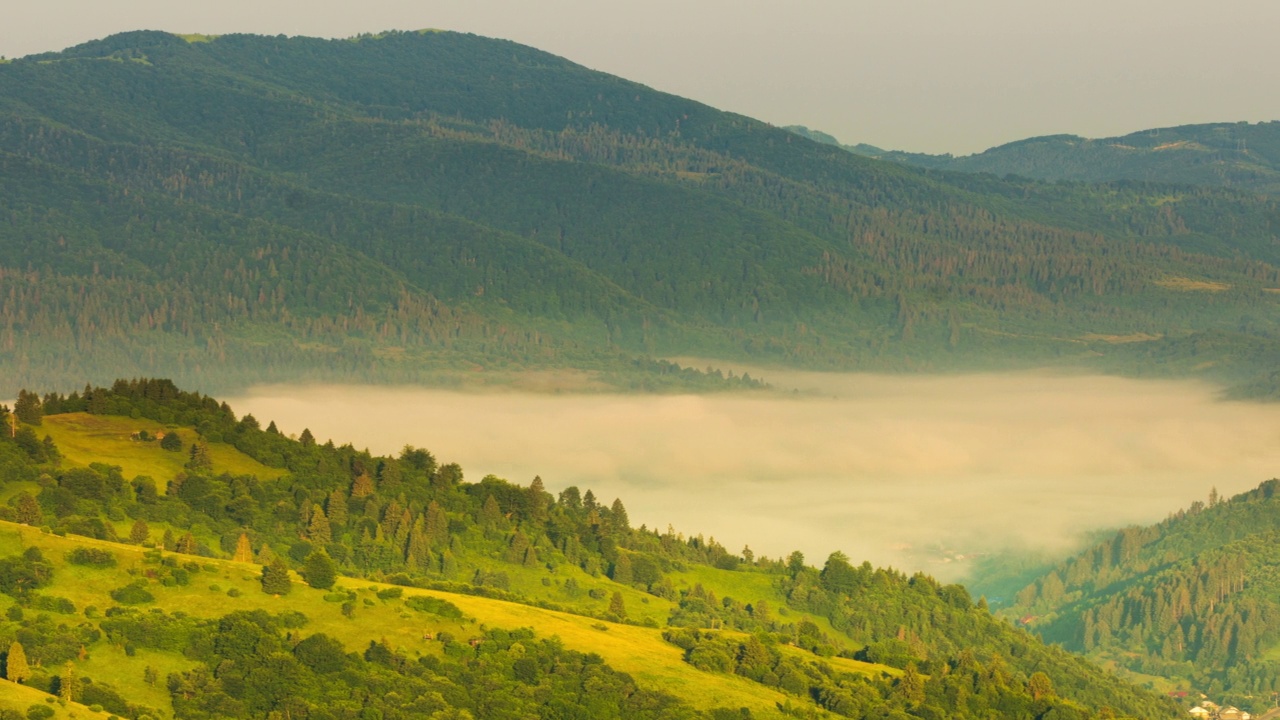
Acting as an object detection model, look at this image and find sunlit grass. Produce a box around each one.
[2,522,800,717]
[0,681,113,720]
[40,413,285,482]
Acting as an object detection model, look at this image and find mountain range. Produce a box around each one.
[788,121,1280,196]
[0,31,1278,395]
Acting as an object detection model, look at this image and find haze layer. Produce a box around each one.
[228,373,1280,580]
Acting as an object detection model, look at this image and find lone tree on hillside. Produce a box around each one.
[14,493,40,525]
[233,533,254,563]
[4,641,29,683]
[609,591,626,620]
[129,520,150,545]
[261,557,292,595]
[159,430,183,451]
[302,550,337,590]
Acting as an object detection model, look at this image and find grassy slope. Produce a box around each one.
[0,681,114,720]
[1,523,890,718]
[40,413,285,481]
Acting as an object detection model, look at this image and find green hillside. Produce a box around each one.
[1,32,1279,396]
[0,379,1183,719]
[1003,480,1280,710]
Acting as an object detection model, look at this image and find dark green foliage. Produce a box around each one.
[13,391,41,426]
[404,595,463,620]
[109,581,155,605]
[159,431,182,452]
[65,547,116,567]
[301,550,336,590]
[260,558,291,596]
[0,549,53,598]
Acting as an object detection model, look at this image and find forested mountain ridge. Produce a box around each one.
[2,31,1280,395]
[1008,480,1280,708]
[0,378,1183,718]
[791,121,1280,196]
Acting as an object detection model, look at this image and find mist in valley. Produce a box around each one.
[226,371,1280,585]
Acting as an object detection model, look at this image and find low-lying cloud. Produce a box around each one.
[227,371,1280,581]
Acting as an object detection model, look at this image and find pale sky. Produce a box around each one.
[4,0,1278,155]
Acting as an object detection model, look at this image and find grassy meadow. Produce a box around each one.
[0,522,886,718]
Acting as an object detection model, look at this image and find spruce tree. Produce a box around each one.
[608,591,626,620]
[610,498,630,531]
[186,441,212,470]
[506,531,531,564]
[326,489,348,528]
[299,428,316,447]
[129,520,150,545]
[257,543,277,566]
[233,533,254,563]
[528,476,549,521]
[4,641,29,683]
[303,550,337,590]
[261,557,292,595]
[162,528,175,551]
[350,473,375,498]
[425,501,449,546]
[480,495,503,527]
[176,532,197,554]
[307,508,332,546]
[13,390,41,426]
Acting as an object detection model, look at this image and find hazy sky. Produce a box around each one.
[4,0,1278,154]
[228,372,1280,583]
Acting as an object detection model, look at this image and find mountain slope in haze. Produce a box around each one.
[790,122,1280,195]
[1005,480,1280,708]
[0,378,1183,719]
[2,31,1280,395]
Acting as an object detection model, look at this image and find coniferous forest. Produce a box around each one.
[0,31,1278,397]
[0,379,1183,719]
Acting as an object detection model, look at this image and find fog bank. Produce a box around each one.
[227,372,1280,581]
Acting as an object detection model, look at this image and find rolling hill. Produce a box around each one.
[0,378,1183,719]
[792,121,1280,196]
[1005,479,1280,710]
[1,32,1280,396]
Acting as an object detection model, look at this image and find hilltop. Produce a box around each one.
[0,379,1181,719]
[791,121,1280,196]
[0,32,1279,396]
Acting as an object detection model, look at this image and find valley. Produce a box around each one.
[225,373,1280,583]
[0,23,1277,720]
